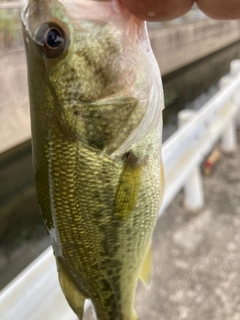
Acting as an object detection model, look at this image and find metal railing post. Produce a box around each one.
[220,115,237,152]
[178,110,204,211]
[219,74,238,152]
[230,60,240,128]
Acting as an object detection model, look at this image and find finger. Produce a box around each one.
[197,0,240,19]
[120,0,194,21]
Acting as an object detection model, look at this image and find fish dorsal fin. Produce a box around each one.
[139,245,152,288]
[57,258,86,320]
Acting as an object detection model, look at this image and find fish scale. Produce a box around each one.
[52,139,123,318]
[41,127,160,319]
[33,115,162,320]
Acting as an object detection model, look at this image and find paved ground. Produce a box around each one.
[135,133,240,320]
[83,129,240,320]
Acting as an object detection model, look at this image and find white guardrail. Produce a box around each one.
[0,61,240,320]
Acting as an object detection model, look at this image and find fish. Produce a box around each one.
[22,0,164,319]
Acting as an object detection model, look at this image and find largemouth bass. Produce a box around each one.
[22,0,164,319]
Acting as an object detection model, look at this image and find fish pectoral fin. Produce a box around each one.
[57,259,86,320]
[139,245,152,288]
[114,152,147,219]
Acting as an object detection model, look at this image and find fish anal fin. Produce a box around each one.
[57,259,86,320]
[115,152,147,219]
[139,245,152,288]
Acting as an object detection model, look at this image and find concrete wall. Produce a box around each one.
[0,49,30,153]
[149,20,240,75]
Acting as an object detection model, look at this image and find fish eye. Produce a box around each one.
[45,28,63,49]
[35,23,69,59]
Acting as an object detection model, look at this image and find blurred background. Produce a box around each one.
[0,1,240,319]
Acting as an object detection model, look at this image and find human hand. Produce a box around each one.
[120,0,240,21]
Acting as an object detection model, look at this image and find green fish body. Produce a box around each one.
[22,1,164,319]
